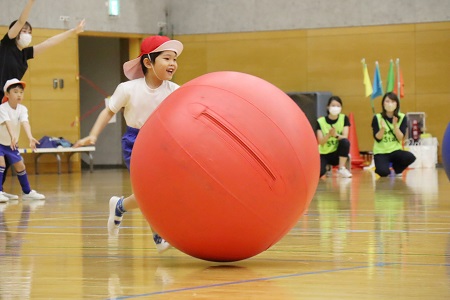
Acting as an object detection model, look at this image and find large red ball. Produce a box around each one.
[130,71,319,262]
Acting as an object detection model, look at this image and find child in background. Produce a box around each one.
[0,78,45,202]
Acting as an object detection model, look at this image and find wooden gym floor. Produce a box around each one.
[0,167,449,299]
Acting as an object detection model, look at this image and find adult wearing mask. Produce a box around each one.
[371,92,415,177]
[316,96,352,178]
[0,0,85,100]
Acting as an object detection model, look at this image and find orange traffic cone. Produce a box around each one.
[348,112,365,168]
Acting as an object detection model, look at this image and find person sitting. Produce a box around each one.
[371,92,416,177]
[316,96,352,178]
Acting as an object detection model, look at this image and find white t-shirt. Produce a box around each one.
[108,78,179,129]
[0,102,28,146]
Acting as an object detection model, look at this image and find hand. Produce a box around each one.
[10,137,18,150]
[381,119,388,129]
[328,127,336,138]
[74,19,86,34]
[29,137,39,151]
[392,116,398,127]
[73,135,96,148]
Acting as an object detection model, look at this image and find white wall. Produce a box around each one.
[169,0,450,34]
[0,0,167,34]
[1,0,450,35]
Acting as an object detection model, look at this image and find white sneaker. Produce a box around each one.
[0,203,8,211]
[0,192,9,203]
[22,190,45,200]
[338,167,352,178]
[2,192,18,200]
[108,196,123,236]
[153,234,172,253]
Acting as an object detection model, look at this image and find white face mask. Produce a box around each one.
[329,106,342,116]
[17,33,32,48]
[384,103,397,112]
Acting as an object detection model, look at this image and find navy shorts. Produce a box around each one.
[121,126,139,171]
[0,144,23,164]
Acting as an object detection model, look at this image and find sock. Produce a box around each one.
[115,197,126,217]
[17,170,31,194]
[0,166,5,192]
[153,233,162,243]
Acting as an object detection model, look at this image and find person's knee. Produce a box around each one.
[338,138,350,154]
[340,138,350,147]
[407,152,416,164]
[375,167,391,177]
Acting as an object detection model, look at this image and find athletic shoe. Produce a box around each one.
[2,192,18,200]
[394,173,403,178]
[0,192,9,203]
[22,190,45,200]
[338,167,352,178]
[108,196,123,236]
[0,203,8,211]
[153,233,171,253]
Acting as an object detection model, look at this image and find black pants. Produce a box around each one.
[374,150,416,177]
[319,138,350,177]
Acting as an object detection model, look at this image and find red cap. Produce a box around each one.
[123,35,183,80]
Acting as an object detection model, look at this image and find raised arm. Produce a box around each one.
[8,0,35,39]
[73,107,115,147]
[33,19,85,56]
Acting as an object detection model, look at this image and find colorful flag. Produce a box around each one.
[371,62,383,99]
[385,60,395,93]
[362,61,373,97]
[394,62,404,98]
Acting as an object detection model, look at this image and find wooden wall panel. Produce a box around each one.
[415,23,450,94]
[2,21,448,171]
[27,29,79,101]
[175,22,450,160]
[177,31,308,92]
[173,35,208,85]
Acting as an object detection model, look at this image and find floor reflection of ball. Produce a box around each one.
[131,71,319,262]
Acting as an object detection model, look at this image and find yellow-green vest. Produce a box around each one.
[318,114,345,154]
[373,113,405,154]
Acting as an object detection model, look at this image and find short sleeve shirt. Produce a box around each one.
[0,102,29,146]
[108,78,179,129]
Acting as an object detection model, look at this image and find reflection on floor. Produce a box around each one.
[0,167,449,299]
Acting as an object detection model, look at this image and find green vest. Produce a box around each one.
[373,113,405,154]
[318,114,345,154]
